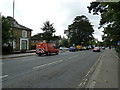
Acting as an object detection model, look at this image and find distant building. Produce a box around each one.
[31,33,44,45]
[8,16,32,51]
[31,33,61,49]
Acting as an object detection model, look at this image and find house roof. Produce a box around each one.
[31,33,43,40]
[7,16,32,31]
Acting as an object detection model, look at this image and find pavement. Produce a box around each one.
[2,53,36,59]
[86,49,119,88]
[1,50,36,59]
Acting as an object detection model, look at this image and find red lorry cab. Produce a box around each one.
[36,43,59,56]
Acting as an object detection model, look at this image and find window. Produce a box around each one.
[22,30,27,37]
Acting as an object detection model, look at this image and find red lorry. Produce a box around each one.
[36,43,59,56]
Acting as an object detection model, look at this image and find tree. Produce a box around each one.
[65,15,94,46]
[60,37,69,48]
[88,2,120,51]
[2,16,15,53]
[2,16,12,45]
[41,21,56,42]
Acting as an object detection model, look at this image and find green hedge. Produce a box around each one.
[31,44,36,50]
[2,45,13,54]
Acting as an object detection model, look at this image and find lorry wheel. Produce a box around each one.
[38,53,41,56]
[56,52,59,55]
[46,52,51,56]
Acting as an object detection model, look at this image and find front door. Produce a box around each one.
[21,40,27,50]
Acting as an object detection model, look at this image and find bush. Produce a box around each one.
[31,44,36,50]
[2,44,13,54]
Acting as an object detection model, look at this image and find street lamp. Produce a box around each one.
[13,0,15,19]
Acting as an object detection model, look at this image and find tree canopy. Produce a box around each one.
[2,16,16,53]
[41,21,56,42]
[2,16,14,45]
[88,2,120,48]
[41,21,56,34]
[65,15,94,46]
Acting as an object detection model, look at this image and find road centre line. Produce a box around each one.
[0,75,8,79]
[68,55,78,59]
[33,60,63,69]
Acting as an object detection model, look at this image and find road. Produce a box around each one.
[2,50,103,88]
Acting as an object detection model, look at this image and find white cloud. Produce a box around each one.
[0,0,103,41]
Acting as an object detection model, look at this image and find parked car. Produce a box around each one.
[93,47,100,52]
[101,47,105,50]
[82,46,87,50]
[76,45,82,51]
[69,47,78,52]
[59,47,69,50]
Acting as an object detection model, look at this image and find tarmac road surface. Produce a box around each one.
[2,50,103,88]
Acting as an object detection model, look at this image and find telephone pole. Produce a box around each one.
[13,0,15,19]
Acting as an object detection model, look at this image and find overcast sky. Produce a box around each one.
[0,0,104,41]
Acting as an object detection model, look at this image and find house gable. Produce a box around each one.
[7,16,32,51]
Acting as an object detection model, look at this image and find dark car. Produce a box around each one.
[69,47,77,52]
[93,47,100,52]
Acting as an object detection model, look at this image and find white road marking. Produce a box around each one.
[78,78,88,87]
[83,78,85,81]
[68,55,78,59]
[115,55,119,60]
[47,60,63,65]
[33,60,63,69]
[0,75,8,79]
[89,53,103,73]
[33,64,48,69]
[85,73,89,77]
[86,70,91,77]
[86,53,104,88]
[85,79,88,82]
[78,82,83,86]
[88,70,91,74]
[83,81,86,85]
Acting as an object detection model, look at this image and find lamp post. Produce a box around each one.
[0,12,2,55]
[13,0,15,19]
[11,0,15,52]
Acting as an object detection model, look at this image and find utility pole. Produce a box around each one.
[13,0,15,19]
[0,12,2,90]
[12,0,15,51]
